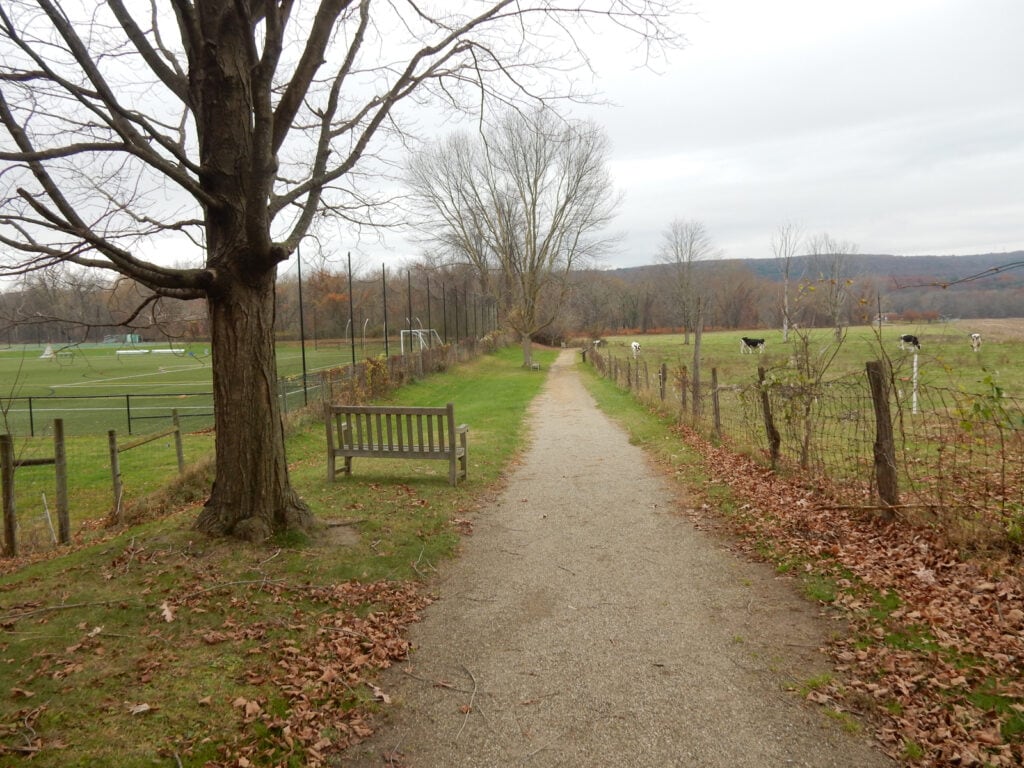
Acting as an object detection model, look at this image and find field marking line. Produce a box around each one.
[51,364,210,390]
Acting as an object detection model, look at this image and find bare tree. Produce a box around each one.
[0,2,682,540]
[407,108,619,366]
[771,222,803,342]
[807,232,858,342]
[657,218,718,344]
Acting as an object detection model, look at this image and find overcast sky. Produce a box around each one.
[556,0,1024,269]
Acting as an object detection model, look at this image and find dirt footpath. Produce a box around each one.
[348,349,894,767]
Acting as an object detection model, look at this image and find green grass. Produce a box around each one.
[967,680,1024,740]
[599,322,1019,396]
[0,344,555,765]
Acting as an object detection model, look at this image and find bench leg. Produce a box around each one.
[457,433,468,484]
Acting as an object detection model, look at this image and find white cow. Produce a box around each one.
[630,341,641,358]
[970,333,982,352]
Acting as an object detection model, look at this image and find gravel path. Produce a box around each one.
[348,349,894,767]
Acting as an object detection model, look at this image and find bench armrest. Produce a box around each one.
[456,423,469,434]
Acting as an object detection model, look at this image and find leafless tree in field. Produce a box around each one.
[807,232,858,342]
[658,218,718,345]
[0,1,684,540]
[771,221,803,342]
[407,107,619,367]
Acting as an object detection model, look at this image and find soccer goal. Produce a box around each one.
[399,329,443,354]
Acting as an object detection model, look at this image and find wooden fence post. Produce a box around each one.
[711,368,722,440]
[1,434,16,557]
[758,367,781,467]
[108,430,122,523]
[679,367,688,414]
[172,410,185,473]
[867,360,899,519]
[54,419,69,545]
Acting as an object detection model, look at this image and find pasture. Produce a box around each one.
[599,319,1020,395]
[592,319,1024,551]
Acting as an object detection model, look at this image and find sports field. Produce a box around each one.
[0,340,383,436]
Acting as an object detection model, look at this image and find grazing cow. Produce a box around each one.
[899,334,921,350]
[740,337,765,354]
[630,341,641,358]
[970,333,982,352]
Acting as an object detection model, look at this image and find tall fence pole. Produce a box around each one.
[867,360,899,519]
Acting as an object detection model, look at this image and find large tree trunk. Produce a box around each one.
[193,271,314,541]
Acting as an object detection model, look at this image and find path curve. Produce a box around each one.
[349,349,894,767]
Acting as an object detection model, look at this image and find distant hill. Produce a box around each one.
[594,251,1024,322]
[603,251,1024,289]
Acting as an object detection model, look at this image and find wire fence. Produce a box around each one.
[0,339,490,438]
[0,336,500,556]
[587,347,1024,550]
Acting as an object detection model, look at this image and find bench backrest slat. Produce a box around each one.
[327,404,458,453]
[326,402,466,485]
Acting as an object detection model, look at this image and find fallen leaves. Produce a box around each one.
[159,601,175,622]
[675,423,1024,766]
[194,580,432,767]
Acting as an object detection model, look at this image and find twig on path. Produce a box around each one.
[455,665,479,741]
[382,734,406,766]
[557,564,576,575]
[521,736,558,762]
[400,668,475,695]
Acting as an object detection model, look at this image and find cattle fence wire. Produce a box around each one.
[587,347,1024,549]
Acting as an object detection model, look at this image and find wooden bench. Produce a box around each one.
[325,403,468,486]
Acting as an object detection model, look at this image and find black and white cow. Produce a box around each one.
[899,334,921,350]
[630,341,641,358]
[740,337,765,354]
[970,333,982,352]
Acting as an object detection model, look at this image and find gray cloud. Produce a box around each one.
[579,0,1024,266]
